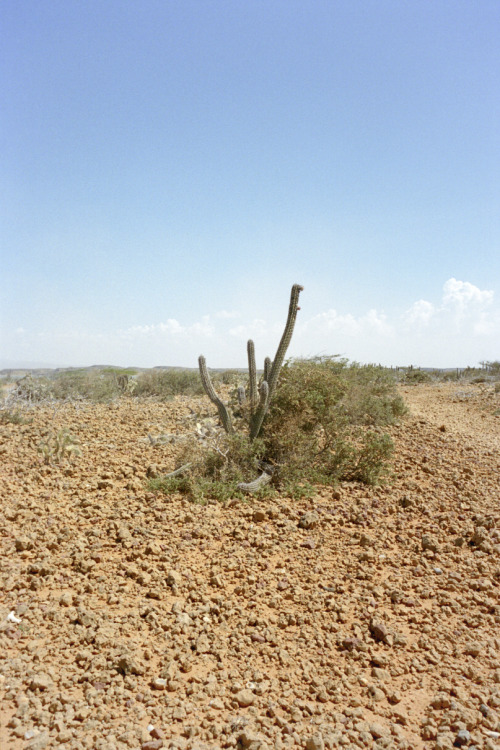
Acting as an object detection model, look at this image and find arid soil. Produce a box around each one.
[1,383,499,750]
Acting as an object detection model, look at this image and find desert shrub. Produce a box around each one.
[12,374,52,402]
[135,369,204,398]
[215,369,243,386]
[258,357,400,488]
[50,370,122,402]
[402,368,432,384]
[0,407,31,425]
[37,428,81,464]
[152,357,404,501]
[486,361,500,378]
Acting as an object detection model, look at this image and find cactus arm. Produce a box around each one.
[247,339,258,412]
[263,356,271,383]
[249,284,303,440]
[237,385,246,405]
[266,284,303,402]
[249,381,269,440]
[237,470,272,494]
[198,355,234,434]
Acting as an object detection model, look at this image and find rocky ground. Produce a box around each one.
[0,382,499,750]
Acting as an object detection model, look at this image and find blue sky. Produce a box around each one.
[2,1,499,369]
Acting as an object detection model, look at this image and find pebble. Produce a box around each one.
[454,729,471,746]
[235,688,256,707]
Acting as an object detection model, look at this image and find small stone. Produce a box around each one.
[150,727,165,740]
[252,510,266,522]
[454,730,471,747]
[196,634,210,653]
[115,653,145,675]
[29,673,53,691]
[299,511,320,530]
[306,734,325,750]
[341,637,363,651]
[25,732,50,750]
[422,534,439,553]
[369,619,390,644]
[238,730,265,749]
[167,570,182,587]
[367,686,386,702]
[235,688,256,707]
[151,678,167,690]
[464,642,483,657]
[142,742,164,750]
[369,723,386,739]
[15,536,33,551]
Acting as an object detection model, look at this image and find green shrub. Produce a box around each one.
[259,357,400,488]
[402,368,432,384]
[0,407,31,425]
[152,357,405,501]
[135,369,204,398]
[50,370,122,402]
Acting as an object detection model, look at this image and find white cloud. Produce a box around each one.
[361,309,393,336]
[215,310,240,319]
[4,278,498,369]
[442,278,494,309]
[303,309,361,336]
[121,316,214,339]
[228,318,269,340]
[404,299,436,326]
[302,308,393,338]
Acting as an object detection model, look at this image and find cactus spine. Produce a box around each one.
[198,355,234,434]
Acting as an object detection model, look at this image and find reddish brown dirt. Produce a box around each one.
[1,384,499,750]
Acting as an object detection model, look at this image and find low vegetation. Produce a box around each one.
[150,357,406,501]
[134,368,205,399]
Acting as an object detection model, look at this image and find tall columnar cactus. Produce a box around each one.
[250,283,303,439]
[247,339,259,414]
[198,355,234,434]
[198,284,303,442]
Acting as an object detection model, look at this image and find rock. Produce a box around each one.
[252,510,266,522]
[369,619,391,644]
[235,688,256,707]
[29,673,53,691]
[151,678,167,690]
[367,686,386,702]
[306,734,325,750]
[167,570,182,587]
[454,730,471,747]
[142,742,163,750]
[464,642,483,657]
[196,634,210,654]
[299,512,320,530]
[369,723,386,739]
[238,730,266,749]
[15,536,33,551]
[421,534,439,553]
[115,653,145,675]
[25,732,50,750]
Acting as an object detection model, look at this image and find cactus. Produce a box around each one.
[236,470,272,493]
[37,428,81,464]
[198,284,303,443]
[263,356,271,384]
[249,283,303,439]
[247,339,258,413]
[198,355,234,434]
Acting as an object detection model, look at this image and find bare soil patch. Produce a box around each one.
[1,384,499,750]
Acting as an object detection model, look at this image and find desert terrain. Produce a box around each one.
[0,382,499,750]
